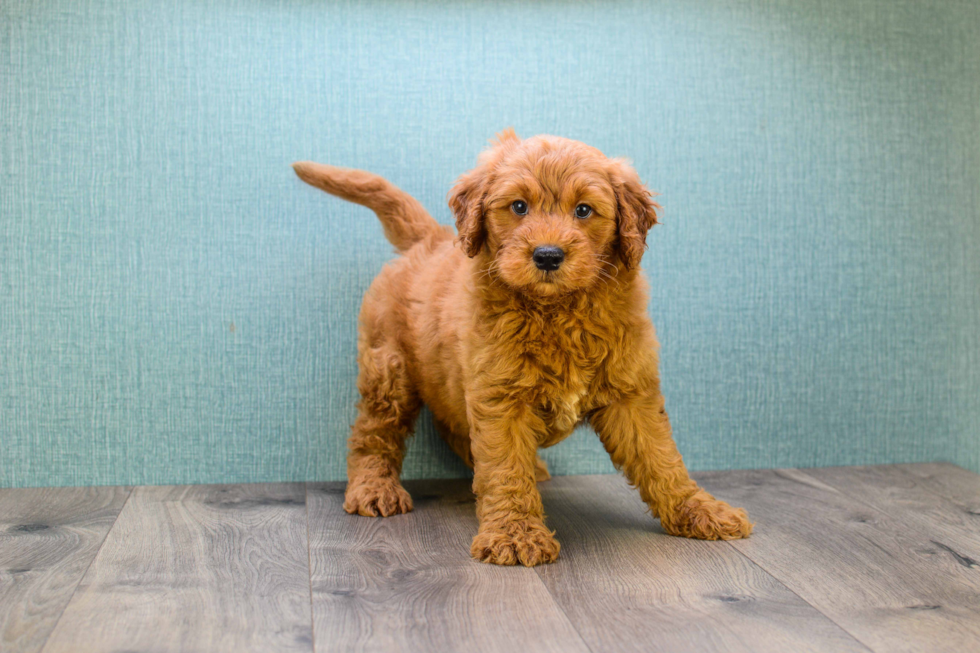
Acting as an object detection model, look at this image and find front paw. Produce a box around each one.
[344,476,413,517]
[661,490,753,540]
[471,520,561,566]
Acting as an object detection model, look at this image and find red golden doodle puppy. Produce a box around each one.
[293,130,752,566]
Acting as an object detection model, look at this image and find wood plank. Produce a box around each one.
[533,474,870,653]
[306,479,590,653]
[0,486,131,653]
[896,462,980,510]
[807,464,980,560]
[40,483,313,653]
[696,468,980,653]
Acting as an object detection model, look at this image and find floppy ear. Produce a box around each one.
[447,166,487,257]
[448,129,520,257]
[610,159,660,270]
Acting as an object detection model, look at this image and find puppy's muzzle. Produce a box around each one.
[532,246,565,271]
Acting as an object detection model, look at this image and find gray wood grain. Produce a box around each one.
[306,479,590,653]
[0,486,131,653]
[6,465,979,653]
[897,462,980,511]
[808,464,980,560]
[40,483,314,653]
[696,467,980,653]
[534,474,871,653]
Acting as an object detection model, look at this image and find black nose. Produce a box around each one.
[532,246,565,271]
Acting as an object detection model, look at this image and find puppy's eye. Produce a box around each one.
[575,204,593,219]
[511,200,528,216]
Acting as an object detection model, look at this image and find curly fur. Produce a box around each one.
[293,130,752,566]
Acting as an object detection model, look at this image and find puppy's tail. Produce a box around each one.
[292,161,446,252]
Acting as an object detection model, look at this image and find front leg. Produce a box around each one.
[468,399,560,566]
[590,385,752,540]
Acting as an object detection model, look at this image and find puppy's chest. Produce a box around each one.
[507,320,611,440]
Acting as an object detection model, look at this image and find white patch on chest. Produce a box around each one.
[559,387,586,422]
[538,385,589,448]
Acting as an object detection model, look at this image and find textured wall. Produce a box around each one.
[1,0,978,488]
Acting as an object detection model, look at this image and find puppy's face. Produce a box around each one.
[449,131,659,298]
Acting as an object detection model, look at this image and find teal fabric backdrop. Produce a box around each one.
[1,0,978,488]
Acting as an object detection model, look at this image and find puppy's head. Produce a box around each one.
[449,130,659,297]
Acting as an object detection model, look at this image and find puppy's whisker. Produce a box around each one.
[597,271,620,292]
[476,259,504,290]
[593,258,622,291]
[597,256,623,287]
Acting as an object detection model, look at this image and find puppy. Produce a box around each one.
[293,130,752,566]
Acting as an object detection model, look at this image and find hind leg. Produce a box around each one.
[533,456,551,482]
[344,343,421,517]
[434,418,474,468]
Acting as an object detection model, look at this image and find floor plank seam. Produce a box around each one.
[767,467,916,653]
[303,483,317,653]
[722,540,876,653]
[727,465,975,653]
[789,468,897,519]
[37,485,136,653]
[530,567,597,653]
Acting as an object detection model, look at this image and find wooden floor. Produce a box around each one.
[1,463,978,653]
